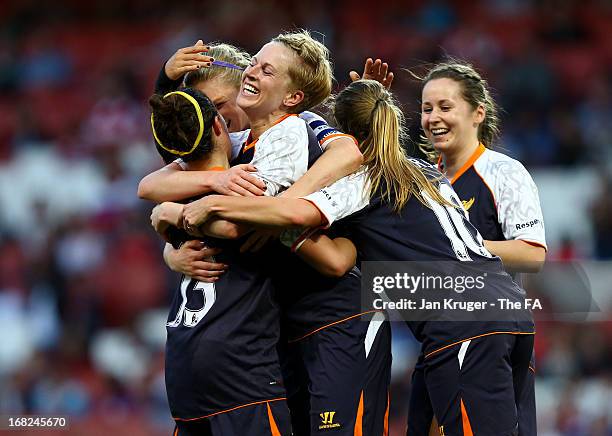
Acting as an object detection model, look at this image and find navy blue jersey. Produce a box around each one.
[230,114,366,340]
[165,230,286,420]
[301,159,535,356]
[272,253,364,341]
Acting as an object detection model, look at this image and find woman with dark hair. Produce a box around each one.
[149,87,292,435]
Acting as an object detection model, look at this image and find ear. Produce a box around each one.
[212,115,224,137]
[473,104,485,125]
[283,90,304,109]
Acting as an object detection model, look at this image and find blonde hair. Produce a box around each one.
[413,60,501,161]
[333,80,451,212]
[272,30,333,113]
[184,43,250,89]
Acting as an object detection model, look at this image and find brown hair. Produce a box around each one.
[415,60,501,160]
[333,80,451,212]
[149,88,217,164]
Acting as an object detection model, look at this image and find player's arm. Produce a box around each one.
[183,195,324,229]
[138,162,266,202]
[483,240,546,273]
[151,201,247,240]
[184,171,368,232]
[293,232,357,278]
[287,112,362,198]
[163,241,227,283]
[349,58,394,89]
[494,160,547,273]
[155,40,212,93]
[283,136,362,198]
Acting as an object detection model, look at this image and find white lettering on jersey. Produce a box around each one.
[424,183,493,261]
[167,276,216,328]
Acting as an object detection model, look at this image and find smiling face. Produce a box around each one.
[194,76,250,133]
[421,77,484,154]
[236,42,299,121]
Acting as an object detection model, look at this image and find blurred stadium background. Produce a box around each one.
[0,0,610,434]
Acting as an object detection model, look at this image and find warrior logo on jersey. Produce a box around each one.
[462,197,475,211]
[319,411,340,429]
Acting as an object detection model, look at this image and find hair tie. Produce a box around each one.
[150,91,204,156]
[374,97,386,110]
[211,60,244,70]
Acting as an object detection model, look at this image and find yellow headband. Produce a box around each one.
[150,91,205,156]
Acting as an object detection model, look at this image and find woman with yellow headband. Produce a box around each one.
[149,86,294,435]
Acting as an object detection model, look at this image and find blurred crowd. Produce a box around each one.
[0,0,610,434]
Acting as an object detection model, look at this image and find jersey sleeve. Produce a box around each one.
[251,116,309,197]
[280,171,368,252]
[496,161,547,249]
[299,111,357,150]
[301,169,369,228]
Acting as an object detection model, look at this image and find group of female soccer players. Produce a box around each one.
[139,29,546,436]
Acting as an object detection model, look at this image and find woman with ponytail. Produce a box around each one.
[182,79,537,435]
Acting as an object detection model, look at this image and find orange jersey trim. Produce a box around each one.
[267,403,281,436]
[520,239,548,251]
[424,331,535,360]
[243,114,298,153]
[354,391,364,436]
[287,311,378,343]
[206,166,227,172]
[472,163,497,211]
[460,398,474,436]
[274,113,297,125]
[243,137,258,153]
[322,133,358,146]
[173,397,287,422]
[383,391,390,436]
[450,143,486,184]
